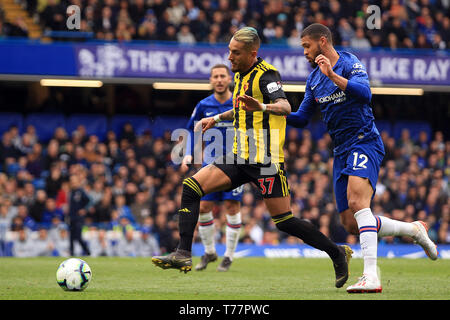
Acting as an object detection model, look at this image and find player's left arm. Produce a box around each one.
[237,95,291,115]
[315,54,371,104]
[265,97,291,115]
[287,78,316,128]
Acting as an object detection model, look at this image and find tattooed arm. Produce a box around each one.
[237,95,291,116]
[265,98,291,116]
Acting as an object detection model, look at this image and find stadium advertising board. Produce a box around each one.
[0,41,448,86]
[192,243,450,259]
[74,43,450,85]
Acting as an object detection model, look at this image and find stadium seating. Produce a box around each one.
[4,0,447,50]
[66,114,108,141]
[110,114,153,137]
[375,120,393,137]
[0,112,23,136]
[150,116,190,138]
[1,113,435,145]
[392,121,432,141]
[0,112,448,258]
[24,113,66,143]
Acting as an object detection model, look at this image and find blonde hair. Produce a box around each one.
[232,27,260,51]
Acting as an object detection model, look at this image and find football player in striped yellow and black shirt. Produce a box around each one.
[152,27,352,289]
[231,56,287,165]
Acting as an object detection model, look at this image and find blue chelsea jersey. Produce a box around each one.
[300,51,380,155]
[186,94,234,164]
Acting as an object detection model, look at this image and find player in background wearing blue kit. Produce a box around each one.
[288,24,438,293]
[180,64,243,272]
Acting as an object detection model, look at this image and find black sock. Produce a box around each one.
[177,177,204,252]
[273,212,341,261]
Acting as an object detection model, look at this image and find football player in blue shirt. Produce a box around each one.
[288,23,438,293]
[180,64,243,272]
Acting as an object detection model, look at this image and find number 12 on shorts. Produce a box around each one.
[258,177,275,195]
[352,152,368,170]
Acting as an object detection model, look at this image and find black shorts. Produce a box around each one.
[213,153,290,198]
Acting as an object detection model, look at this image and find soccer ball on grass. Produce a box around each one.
[56,258,92,291]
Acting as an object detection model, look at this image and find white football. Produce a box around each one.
[56,258,92,291]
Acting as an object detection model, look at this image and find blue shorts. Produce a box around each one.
[333,136,385,213]
[201,185,244,202]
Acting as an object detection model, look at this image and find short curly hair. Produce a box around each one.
[301,23,333,45]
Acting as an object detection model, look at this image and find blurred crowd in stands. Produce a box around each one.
[0,117,448,257]
[0,0,449,50]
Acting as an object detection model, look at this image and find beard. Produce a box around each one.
[230,63,239,73]
[308,48,323,68]
[309,60,318,68]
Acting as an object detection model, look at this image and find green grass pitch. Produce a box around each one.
[0,257,448,300]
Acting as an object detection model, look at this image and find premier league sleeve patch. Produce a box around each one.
[266,81,282,93]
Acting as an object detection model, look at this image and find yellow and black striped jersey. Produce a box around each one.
[232,57,287,164]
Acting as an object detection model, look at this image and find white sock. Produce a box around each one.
[224,212,241,260]
[375,215,417,238]
[198,212,216,254]
[354,208,378,277]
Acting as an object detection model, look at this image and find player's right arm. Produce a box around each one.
[195,108,234,133]
[181,103,203,173]
[286,80,316,128]
[316,54,371,104]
